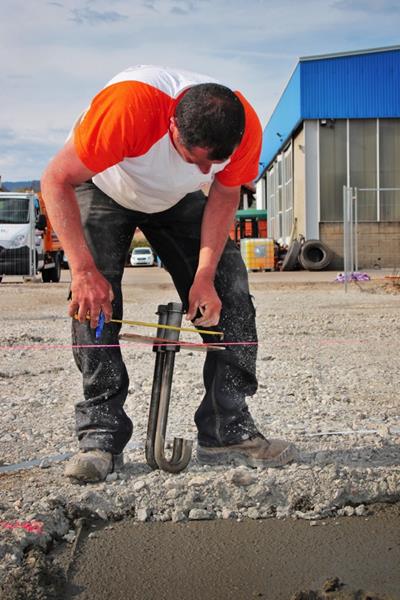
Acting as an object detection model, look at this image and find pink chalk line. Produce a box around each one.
[318,339,366,346]
[0,519,44,535]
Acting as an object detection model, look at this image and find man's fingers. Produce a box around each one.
[69,297,113,327]
[89,305,102,328]
[194,315,219,327]
[193,302,221,327]
[77,302,89,324]
[100,296,113,323]
[186,300,199,322]
[68,300,79,319]
[102,307,113,323]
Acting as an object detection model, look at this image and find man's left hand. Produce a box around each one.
[186,277,222,327]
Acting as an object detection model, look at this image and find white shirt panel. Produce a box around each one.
[93,133,229,213]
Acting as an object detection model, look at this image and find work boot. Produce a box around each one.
[64,450,123,483]
[197,435,297,468]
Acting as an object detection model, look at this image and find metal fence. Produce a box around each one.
[0,193,37,279]
[342,186,400,292]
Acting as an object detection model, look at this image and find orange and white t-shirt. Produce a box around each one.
[72,65,262,213]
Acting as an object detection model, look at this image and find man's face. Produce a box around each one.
[170,117,228,175]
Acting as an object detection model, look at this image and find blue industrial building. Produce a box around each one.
[256,45,400,268]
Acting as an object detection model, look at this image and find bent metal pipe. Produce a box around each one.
[119,303,225,472]
[146,303,192,473]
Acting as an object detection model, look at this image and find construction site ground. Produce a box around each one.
[0,266,399,599]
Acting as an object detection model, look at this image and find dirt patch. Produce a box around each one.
[382,282,400,295]
[292,576,394,599]
[0,548,66,600]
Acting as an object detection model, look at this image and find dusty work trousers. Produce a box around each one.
[72,182,259,455]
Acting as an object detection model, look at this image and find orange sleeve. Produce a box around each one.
[215,91,262,187]
[74,81,171,173]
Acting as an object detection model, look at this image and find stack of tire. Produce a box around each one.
[281,239,333,271]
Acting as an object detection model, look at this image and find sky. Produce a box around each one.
[1,0,399,181]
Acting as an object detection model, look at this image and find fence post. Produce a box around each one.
[29,196,36,277]
[343,186,351,292]
[350,186,354,277]
[354,188,358,272]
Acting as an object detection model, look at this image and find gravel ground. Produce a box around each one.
[0,271,399,597]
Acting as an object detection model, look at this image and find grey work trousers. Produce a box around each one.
[72,182,259,454]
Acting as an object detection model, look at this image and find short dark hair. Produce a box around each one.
[174,83,245,160]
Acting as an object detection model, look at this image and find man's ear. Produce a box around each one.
[169,116,176,132]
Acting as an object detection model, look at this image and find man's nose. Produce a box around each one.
[198,163,212,174]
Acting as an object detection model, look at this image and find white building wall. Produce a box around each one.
[304,120,320,239]
[255,178,265,210]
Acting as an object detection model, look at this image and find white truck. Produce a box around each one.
[0,191,64,283]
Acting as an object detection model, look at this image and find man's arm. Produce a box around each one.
[186,178,240,327]
[41,140,114,327]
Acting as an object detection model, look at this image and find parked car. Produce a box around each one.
[130,247,155,267]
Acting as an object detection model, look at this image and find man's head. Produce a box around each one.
[171,83,245,174]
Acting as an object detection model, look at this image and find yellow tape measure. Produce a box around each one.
[75,314,224,338]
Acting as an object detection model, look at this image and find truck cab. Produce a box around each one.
[0,192,63,283]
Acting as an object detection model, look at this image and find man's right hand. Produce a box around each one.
[68,268,114,329]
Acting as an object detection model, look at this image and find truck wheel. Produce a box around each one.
[42,254,61,283]
[281,240,301,271]
[299,240,333,271]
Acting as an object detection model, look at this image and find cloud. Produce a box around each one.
[332,0,400,13]
[69,6,129,25]
[0,128,17,142]
[2,0,400,180]
[169,0,196,14]
[141,0,204,15]
[0,128,65,180]
[170,6,188,14]
[6,74,31,80]
[142,0,158,11]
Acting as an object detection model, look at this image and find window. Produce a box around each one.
[380,119,400,221]
[283,145,293,239]
[277,156,283,239]
[350,120,377,221]
[266,167,277,240]
[266,144,294,243]
[0,197,30,224]
[319,120,347,221]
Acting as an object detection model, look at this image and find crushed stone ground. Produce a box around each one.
[0,273,399,595]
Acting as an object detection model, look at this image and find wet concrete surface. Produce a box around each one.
[61,504,400,600]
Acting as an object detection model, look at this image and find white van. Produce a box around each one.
[130,247,155,267]
[0,192,64,282]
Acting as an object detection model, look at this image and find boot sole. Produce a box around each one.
[197,444,298,469]
[64,452,123,483]
[65,464,106,483]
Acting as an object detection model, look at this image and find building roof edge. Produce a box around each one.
[300,45,400,62]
